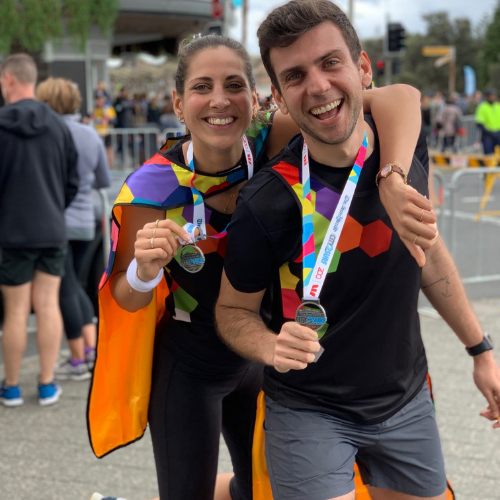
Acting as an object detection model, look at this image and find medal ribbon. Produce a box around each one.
[301,131,368,301]
[186,135,253,240]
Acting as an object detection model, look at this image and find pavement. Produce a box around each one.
[1,296,499,500]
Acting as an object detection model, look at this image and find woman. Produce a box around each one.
[88,35,436,500]
[36,78,111,380]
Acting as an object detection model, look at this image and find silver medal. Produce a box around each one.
[295,300,327,330]
[295,300,326,362]
[180,244,205,273]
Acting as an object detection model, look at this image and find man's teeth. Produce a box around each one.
[311,99,342,116]
[207,117,234,125]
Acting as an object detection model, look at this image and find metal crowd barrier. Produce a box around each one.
[96,188,111,266]
[437,166,500,286]
[102,127,183,170]
[431,169,446,230]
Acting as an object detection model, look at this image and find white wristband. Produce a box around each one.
[126,258,163,293]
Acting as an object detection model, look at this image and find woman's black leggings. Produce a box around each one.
[59,240,94,340]
[148,332,264,500]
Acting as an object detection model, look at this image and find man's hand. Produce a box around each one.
[273,322,322,373]
[473,352,500,429]
[379,173,438,267]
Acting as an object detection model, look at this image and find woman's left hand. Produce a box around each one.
[379,174,438,267]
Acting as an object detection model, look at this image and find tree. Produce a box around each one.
[362,11,486,93]
[0,0,119,55]
[482,0,500,88]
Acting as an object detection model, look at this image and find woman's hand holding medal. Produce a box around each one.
[273,322,322,373]
[135,219,192,282]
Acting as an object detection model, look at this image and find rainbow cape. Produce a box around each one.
[87,147,247,457]
[87,124,271,458]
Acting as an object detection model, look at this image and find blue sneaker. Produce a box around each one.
[38,381,62,406]
[0,381,24,407]
[90,494,127,500]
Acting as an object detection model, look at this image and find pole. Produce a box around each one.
[449,46,456,95]
[242,0,247,50]
[347,0,353,22]
[384,55,392,86]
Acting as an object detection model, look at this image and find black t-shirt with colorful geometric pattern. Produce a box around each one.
[224,116,430,424]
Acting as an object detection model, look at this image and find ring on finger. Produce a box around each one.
[413,234,419,245]
[155,219,160,228]
[152,228,156,238]
[419,208,425,222]
[151,236,155,249]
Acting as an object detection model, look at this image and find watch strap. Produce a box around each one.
[466,333,494,356]
[375,162,408,188]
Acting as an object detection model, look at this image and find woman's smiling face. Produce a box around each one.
[174,46,258,152]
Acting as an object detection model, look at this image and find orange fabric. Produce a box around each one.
[87,204,169,458]
[252,389,455,500]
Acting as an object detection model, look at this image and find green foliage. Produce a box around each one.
[0,0,119,55]
[65,0,92,50]
[17,0,62,52]
[482,1,500,87]
[363,11,486,93]
[91,0,120,36]
[0,0,19,55]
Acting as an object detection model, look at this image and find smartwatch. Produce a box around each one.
[466,333,494,356]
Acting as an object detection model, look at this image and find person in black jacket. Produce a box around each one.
[0,53,79,407]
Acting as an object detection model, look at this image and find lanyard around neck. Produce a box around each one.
[301,131,368,301]
[186,135,253,239]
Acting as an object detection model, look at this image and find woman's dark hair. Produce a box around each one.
[175,34,256,95]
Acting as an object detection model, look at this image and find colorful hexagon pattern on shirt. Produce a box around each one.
[359,219,393,257]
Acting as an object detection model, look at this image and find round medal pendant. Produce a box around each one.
[180,244,205,273]
[295,301,327,331]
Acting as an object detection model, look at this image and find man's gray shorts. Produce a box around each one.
[264,383,447,500]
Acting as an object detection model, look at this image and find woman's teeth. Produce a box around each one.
[311,99,342,116]
[207,117,234,125]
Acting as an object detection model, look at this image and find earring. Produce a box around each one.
[179,117,185,125]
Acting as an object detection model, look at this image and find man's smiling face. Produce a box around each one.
[271,21,372,147]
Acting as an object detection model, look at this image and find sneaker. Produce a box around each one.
[55,359,91,381]
[38,381,62,406]
[90,494,127,500]
[0,381,24,407]
[85,347,96,370]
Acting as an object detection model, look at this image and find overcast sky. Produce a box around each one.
[229,0,498,55]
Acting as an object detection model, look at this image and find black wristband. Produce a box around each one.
[466,333,493,356]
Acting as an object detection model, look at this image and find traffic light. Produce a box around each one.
[386,23,405,55]
[392,59,402,75]
[376,60,385,77]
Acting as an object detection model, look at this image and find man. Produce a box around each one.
[475,88,500,155]
[91,94,117,168]
[114,87,133,129]
[0,54,79,406]
[216,2,500,500]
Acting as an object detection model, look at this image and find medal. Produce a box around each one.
[180,244,205,273]
[295,300,327,330]
[186,136,253,238]
[297,132,368,360]
[176,136,255,273]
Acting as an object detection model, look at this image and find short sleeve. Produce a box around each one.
[224,197,275,293]
[414,127,429,176]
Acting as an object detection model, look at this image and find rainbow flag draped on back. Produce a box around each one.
[88,122,272,458]
[87,148,251,458]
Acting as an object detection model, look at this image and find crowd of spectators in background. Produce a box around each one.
[421,88,500,155]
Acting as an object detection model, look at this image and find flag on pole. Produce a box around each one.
[464,66,476,97]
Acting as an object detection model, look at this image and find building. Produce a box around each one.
[42,0,227,114]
